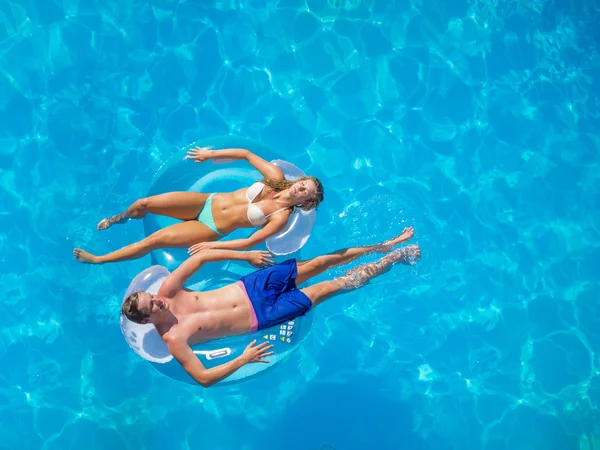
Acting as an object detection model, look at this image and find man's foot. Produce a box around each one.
[74,248,100,264]
[385,244,421,265]
[97,214,128,231]
[375,226,414,253]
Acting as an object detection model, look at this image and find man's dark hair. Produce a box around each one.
[121,292,150,324]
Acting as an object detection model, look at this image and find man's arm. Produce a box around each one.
[160,249,253,296]
[167,337,274,388]
[168,338,246,388]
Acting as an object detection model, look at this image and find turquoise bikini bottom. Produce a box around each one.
[197,193,226,237]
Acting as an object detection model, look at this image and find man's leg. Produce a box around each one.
[295,226,414,285]
[300,244,421,308]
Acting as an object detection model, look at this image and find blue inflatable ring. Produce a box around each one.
[144,135,318,278]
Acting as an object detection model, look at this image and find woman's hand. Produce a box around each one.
[185,147,213,163]
[188,241,217,255]
[246,250,275,268]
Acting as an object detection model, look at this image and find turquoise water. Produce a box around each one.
[2,0,599,449]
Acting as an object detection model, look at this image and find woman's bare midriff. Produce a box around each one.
[171,283,254,346]
[210,190,253,232]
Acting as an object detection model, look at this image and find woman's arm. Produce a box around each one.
[188,213,289,253]
[187,147,285,180]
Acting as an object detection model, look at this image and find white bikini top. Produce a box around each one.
[246,182,289,227]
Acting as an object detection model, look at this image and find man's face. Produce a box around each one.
[136,292,169,322]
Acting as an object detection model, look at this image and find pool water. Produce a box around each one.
[1,0,599,449]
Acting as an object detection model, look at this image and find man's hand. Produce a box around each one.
[185,147,213,163]
[242,340,274,364]
[246,250,275,268]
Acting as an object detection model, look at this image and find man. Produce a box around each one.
[122,227,421,387]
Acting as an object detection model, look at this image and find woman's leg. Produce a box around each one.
[74,220,220,264]
[97,192,211,230]
[300,244,421,308]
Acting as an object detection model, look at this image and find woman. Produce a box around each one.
[74,147,324,265]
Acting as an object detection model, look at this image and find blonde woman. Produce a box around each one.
[74,147,324,265]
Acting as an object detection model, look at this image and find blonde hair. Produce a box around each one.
[261,176,324,211]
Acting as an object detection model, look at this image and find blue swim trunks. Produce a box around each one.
[236,259,312,331]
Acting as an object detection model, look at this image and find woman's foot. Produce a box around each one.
[97,214,129,231]
[73,248,100,264]
[375,226,414,253]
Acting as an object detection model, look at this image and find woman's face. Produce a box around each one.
[290,179,318,204]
